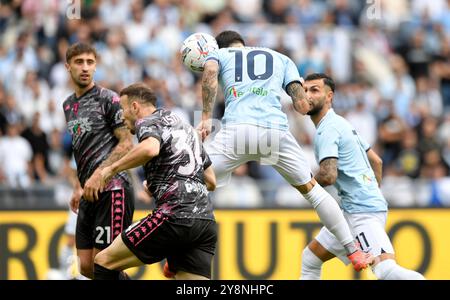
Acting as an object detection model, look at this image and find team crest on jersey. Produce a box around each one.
[67,117,93,136]
[73,103,80,115]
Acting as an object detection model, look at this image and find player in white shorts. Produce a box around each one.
[197,30,372,271]
[301,73,425,280]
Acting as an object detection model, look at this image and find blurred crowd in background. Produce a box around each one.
[0,0,449,208]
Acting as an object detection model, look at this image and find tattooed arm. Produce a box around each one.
[286,81,310,115]
[83,126,134,201]
[202,60,219,120]
[315,158,338,187]
[99,126,134,169]
[99,137,160,192]
[197,60,219,141]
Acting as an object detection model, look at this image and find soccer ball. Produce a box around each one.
[180,33,218,72]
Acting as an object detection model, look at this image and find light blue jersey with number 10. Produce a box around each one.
[206,47,302,131]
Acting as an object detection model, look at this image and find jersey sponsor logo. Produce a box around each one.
[227,86,269,99]
[67,117,93,136]
[229,87,244,98]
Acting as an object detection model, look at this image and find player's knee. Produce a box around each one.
[93,251,108,266]
[93,249,118,270]
[294,180,315,194]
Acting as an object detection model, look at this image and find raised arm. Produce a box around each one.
[315,158,338,187]
[286,81,310,115]
[198,60,219,141]
[366,148,383,186]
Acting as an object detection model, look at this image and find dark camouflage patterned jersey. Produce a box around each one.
[135,109,214,221]
[63,85,131,188]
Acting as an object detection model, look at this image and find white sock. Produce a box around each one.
[300,246,323,280]
[372,259,426,280]
[303,184,354,248]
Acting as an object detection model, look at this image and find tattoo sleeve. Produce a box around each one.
[202,61,219,117]
[99,126,134,170]
[286,81,309,114]
[315,158,338,187]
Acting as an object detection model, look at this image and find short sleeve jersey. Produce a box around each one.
[135,109,214,221]
[314,109,387,213]
[206,46,302,130]
[63,85,130,188]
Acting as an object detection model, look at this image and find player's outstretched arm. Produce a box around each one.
[315,158,338,187]
[366,149,383,186]
[199,60,219,140]
[286,81,310,115]
[99,137,160,192]
[204,165,216,191]
[82,126,133,201]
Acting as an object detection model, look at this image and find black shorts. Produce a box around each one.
[76,188,135,250]
[121,210,217,278]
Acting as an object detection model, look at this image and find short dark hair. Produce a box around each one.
[305,73,335,92]
[66,43,97,63]
[215,30,246,49]
[120,83,157,106]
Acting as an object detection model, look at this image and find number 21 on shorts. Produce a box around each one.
[95,226,111,245]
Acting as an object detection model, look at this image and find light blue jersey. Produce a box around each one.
[314,109,388,213]
[206,47,302,130]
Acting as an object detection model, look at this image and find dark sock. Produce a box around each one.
[94,263,120,280]
[119,271,131,280]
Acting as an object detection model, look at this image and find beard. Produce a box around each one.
[306,97,326,116]
[306,104,324,116]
